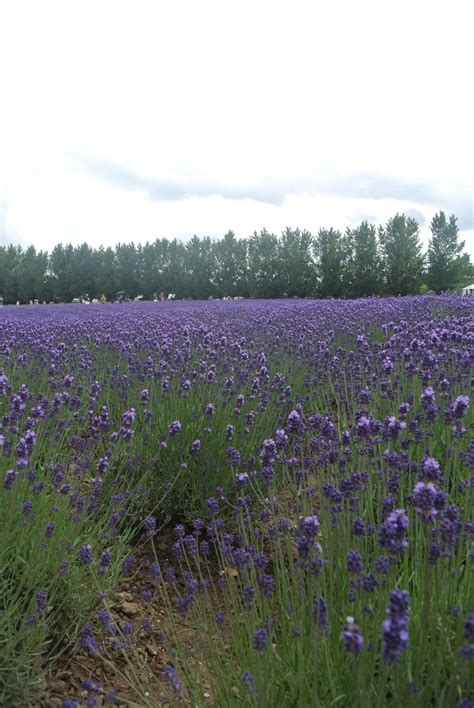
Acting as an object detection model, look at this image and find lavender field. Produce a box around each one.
[1,297,473,707]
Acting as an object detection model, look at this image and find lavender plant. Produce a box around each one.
[0,295,472,705]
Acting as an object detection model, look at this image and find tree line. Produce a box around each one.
[0,211,471,304]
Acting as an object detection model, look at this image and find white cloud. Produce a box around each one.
[0,0,472,254]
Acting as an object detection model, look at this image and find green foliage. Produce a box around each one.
[278,227,315,297]
[0,213,472,302]
[313,227,345,297]
[426,212,469,293]
[344,221,380,297]
[379,214,425,295]
[214,231,248,297]
[247,230,281,298]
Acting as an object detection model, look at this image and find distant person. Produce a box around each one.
[159,291,165,302]
[0,294,3,307]
[100,294,107,304]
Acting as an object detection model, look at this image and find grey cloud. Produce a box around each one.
[76,156,285,205]
[74,154,473,225]
[451,200,474,230]
[404,208,427,226]
[316,174,439,204]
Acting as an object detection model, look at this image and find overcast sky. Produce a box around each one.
[0,0,473,255]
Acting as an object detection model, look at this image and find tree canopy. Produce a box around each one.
[0,212,471,303]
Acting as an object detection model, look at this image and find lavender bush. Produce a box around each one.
[0,296,472,705]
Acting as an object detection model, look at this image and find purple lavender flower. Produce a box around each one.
[59,560,69,577]
[411,482,438,523]
[79,544,93,565]
[215,610,225,624]
[79,624,99,656]
[168,420,182,437]
[143,515,157,536]
[100,550,112,568]
[312,596,329,635]
[301,515,320,536]
[190,439,201,453]
[352,517,366,536]
[141,586,153,602]
[261,438,277,463]
[98,456,109,473]
[382,589,410,664]
[36,591,47,614]
[398,401,410,417]
[253,552,268,570]
[375,556,391,574]
[22,500,33,516]
[253,629,268,652]
[422,457,442,482]
[421,386,436,408]
[147,561,161,586]
[379,509,409,555]
[204,403,215,417]
[45,522,56,538]
[347,550,364,574]
[235,472,249,489]
[4,469,17,491]
[461,612,474,660]
[257,573,275,598]
[163,665,185,698]
[241,671,257,695]
[453,395,469,418]
[287,409,303,433]
[121,554,136,576]
[274,428,288,449]
[227,447,241,467]
[206,497,220,516]
[242,585,255,610]
[121,621,134,636]
[341,616,364,653]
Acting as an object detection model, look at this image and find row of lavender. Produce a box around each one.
[0,297,473,705]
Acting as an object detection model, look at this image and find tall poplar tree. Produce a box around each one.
[378,214,424,295]
[313,228,345,297]
[426,211,468,292]
[344,221,380,297]
[278,227,315,297]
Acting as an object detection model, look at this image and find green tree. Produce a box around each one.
[115,243,142,298]
[278,228,315,297]
[183,236,217,299]
[313,228,345,297]
[49,243,76,302]
[0,245,21,303]
[71,243,97,298]
[214,231,248,297]
[160,239,186,297]
[378,214,424,295]
[94,246,117,299]
[16,246,49,302]
[247,229,281,298]
[344,221,380,297]
[425,211,468,292]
